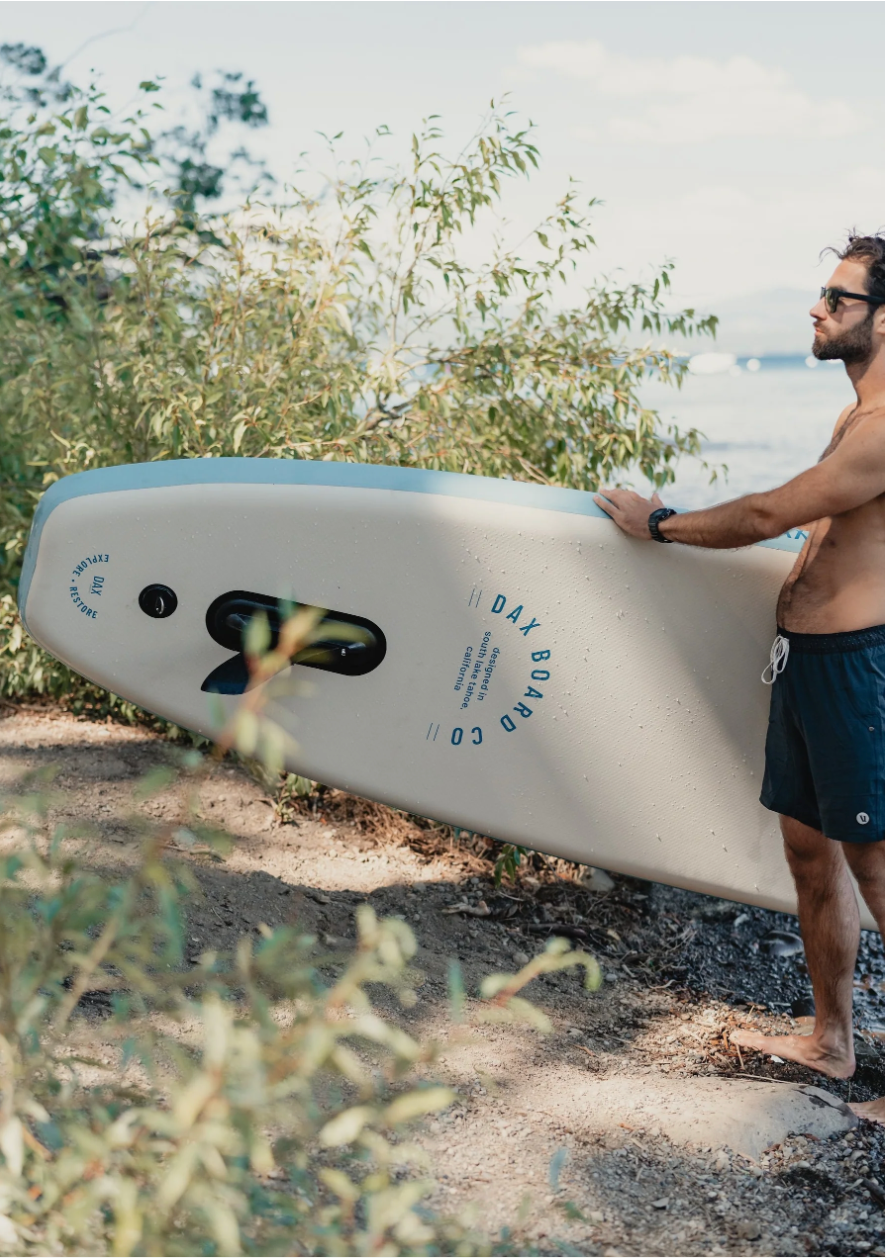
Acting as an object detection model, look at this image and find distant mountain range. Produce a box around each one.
[678,289,818,357]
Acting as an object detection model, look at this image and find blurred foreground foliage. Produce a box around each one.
[0,58,614,1250]
[1,52,714,700]
[0,753,600,1256]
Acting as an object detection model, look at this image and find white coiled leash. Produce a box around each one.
[762,634,790,685]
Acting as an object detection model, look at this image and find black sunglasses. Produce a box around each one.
[820,286,884,314]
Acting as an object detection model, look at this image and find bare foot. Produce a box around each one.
[849,1096,885,1124]
[730,1027,855,1078]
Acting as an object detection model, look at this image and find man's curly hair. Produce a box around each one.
[824,231,885,304]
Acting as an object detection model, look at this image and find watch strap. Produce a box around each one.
[648,506,677,543]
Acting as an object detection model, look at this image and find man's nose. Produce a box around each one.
[810,298,827,319]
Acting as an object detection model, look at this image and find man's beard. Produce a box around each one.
[812,310,875,364]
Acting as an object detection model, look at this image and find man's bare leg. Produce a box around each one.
[841,839,884,1124]
[731,816,857,1077]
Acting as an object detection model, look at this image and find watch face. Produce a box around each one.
[649,507,674,540]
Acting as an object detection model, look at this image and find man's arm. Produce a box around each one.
[594,413,884,548]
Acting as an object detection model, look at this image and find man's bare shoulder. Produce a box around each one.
[842,406,884,446]
[821,404,883,462]
[831,403,856,437]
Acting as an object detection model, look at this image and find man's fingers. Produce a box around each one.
[594,494,617,517]
[601,488,646,505]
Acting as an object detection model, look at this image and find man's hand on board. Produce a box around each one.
[594,488,665,540]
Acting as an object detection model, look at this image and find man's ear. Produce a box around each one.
[874,305,885,337]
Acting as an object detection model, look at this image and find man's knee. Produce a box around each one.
[840,839,884,885]
[780,815,842,876]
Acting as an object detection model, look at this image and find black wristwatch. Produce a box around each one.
[648,506,677,543]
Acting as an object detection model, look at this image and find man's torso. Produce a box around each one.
[777,406,885,633]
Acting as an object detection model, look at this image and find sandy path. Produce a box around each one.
[1,707,883,1257]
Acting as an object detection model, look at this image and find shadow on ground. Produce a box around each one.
[1,706,883,1257]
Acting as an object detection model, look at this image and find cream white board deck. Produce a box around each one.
[22,460,866,925]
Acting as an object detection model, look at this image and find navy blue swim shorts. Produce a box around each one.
[760,624,884,842]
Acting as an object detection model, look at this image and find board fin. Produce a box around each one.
[201,653,251,695]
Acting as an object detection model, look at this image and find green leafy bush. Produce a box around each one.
[0,761,599,1255]
[1,69,714,701]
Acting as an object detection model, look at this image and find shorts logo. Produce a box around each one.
[856,812,870,825]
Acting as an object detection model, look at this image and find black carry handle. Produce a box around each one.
[201,590,386,694]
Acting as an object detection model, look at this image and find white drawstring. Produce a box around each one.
[762,634,790,685]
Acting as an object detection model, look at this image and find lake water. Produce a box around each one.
[639,357,855,510]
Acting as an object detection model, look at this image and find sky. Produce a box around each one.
[2,1,883,351]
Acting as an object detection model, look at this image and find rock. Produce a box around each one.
[762,929,804,958]
[575,1077,858,1159]
[580,866,615,893]
[863,1177,885,1206]
[171,826,198,849]
[652,1197,669,1209]
[699,899,736,921]
[855,1031,884,1065]
[736,1220,762,1240]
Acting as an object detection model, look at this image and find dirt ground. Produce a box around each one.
[1,706,883,1258]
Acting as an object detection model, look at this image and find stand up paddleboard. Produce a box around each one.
[19,459,867,925]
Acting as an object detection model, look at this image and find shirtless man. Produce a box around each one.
[595,233,885,1123]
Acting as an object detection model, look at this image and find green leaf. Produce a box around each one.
[232,419,248,452]
[319,1105,376,1147]
[549,1145,568,1190]
[132,766,176,801]
[382,1086,454,1126]
[447,958,465,1022]
[244,610,270,657]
